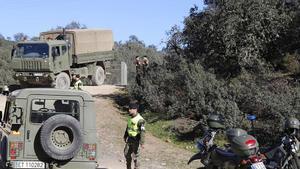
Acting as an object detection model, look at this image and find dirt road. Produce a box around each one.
[83,86,201,169]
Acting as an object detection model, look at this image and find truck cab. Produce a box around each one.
[0,88,98,169]
[12,40,71,87]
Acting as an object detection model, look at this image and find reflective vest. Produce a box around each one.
[74,80,83,90]
[127,114,144,137]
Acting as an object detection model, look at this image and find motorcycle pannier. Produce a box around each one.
[230,135,259,157]
[226,128,247,141]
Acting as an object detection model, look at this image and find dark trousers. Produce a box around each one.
[124,141,141,169]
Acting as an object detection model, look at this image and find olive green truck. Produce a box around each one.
[0,88,98,169]
[12,29,114,89]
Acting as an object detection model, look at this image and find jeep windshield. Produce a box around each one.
[31,99,80,123]
[15,43,49,58]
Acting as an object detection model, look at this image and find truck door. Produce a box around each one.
[51,46,69,73]
[23,95,84,158]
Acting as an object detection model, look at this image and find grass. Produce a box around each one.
[146,120,198,152]
[145,115,229,153]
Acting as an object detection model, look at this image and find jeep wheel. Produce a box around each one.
[40,114,83,160]
[55,72,70,89]
[92,66,105,86]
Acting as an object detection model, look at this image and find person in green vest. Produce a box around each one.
[123,103,146,169]
[73,74,83,90]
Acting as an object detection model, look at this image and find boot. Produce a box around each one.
[134,159,139,169]
[126,161,132,169]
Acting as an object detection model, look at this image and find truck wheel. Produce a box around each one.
[40,114,83,161]
[55,72,70,89]
[92,66,105,86]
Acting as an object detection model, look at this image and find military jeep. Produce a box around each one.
[0,88,98,169]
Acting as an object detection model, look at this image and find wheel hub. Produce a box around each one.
[51,129,72,148]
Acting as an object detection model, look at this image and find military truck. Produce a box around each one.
[0,88,98,169]
[12,29,114,89]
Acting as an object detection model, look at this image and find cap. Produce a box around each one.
[129,103,139,109]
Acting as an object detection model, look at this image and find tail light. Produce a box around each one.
[250,156,262,163]
[245,139,256,147]
[9,142,23,160]
[80,144,97,161]
[241,155,263,165]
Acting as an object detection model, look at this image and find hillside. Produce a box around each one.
[0,39,16,86]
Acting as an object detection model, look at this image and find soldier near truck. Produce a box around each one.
[134,55,149,86]
[11,29,114,89]
[73,74,83,90]
[123,103,146,169]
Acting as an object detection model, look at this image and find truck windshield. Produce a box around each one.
[15,43,49,58]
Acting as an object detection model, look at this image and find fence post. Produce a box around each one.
[121,62,127,86]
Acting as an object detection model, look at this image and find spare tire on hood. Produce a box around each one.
[40,114,83,161]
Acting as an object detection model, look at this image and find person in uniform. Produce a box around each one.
[2,85,9,96]
[142,55,149,75]
[73,74,83,90]
[134,56,143,86]
[123,103,146,169]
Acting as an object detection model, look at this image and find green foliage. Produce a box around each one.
[113,35,163,84]
[128,0,300,144]
[65,21,87,29]
[52,21,87,30]
[146,119,196,151]
[182,0,299,77]
[13,32,29,42]
[280,53,300,74]
[0,39,17,85]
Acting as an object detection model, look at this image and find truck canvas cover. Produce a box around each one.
[40,29,114,55]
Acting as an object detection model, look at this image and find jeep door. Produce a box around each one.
[23,95,84,158]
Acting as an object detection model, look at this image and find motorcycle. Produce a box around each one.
[187,128,220,166]
[188,114,267,169]
[188,128,267,169]
[187,114,226,166]
[263,132,300,169]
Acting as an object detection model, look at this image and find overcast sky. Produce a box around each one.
[0,0,204,48]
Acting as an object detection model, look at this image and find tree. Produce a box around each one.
[128,0,300,143]
[53,21,88,31]
[13,32,29,42]
[65,21,87,29]
[177,0,299,77]
[0,34,4,40]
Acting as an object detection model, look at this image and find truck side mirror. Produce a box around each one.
[0,111,2,122]
[0,111,3,126]
[11,48,16,59]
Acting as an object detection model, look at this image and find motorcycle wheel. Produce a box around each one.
[286,155,300,169]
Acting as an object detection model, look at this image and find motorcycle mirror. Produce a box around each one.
[247,114,256,121]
